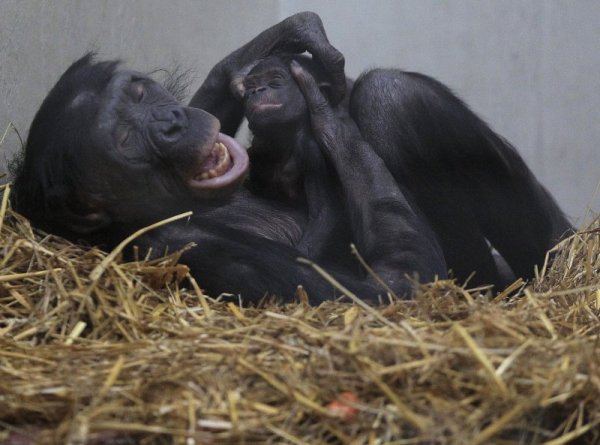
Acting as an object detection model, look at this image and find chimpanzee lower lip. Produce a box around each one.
[249,103,283,116]
[187,133,249,192]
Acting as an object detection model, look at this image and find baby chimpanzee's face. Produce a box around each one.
[242,56,308,133]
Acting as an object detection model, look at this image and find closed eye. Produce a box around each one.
[115,127,144,160]
[116,127,132,148]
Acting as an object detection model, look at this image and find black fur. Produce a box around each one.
[12,14,402,303]
[11,13,572,303]
[241,55,572,289]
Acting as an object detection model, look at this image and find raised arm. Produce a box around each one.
[290,61,447,296]
[189,12,345,135]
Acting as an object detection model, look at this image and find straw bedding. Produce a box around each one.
[0,181,599,445]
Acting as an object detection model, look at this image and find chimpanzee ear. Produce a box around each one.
[317,81,333,103]
[62,209,112,234]
[47,187,112,234]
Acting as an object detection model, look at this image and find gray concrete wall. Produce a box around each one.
[0,0,279,170]
[1,0,598,222]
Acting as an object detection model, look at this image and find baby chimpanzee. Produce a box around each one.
[237,54,571,289]
[242,55,352,262]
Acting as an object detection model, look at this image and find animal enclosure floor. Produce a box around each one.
[1,182,599,444]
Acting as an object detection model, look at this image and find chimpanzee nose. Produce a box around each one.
[248,86,266,96]
[153,106,188,144]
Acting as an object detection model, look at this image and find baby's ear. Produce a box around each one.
[317,80,332,103]
[47,186,111,234]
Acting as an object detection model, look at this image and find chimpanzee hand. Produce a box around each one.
[243,12,345,103]
[291,59,446,297]
[191,13,345,135]
[229,13,345,105]
[289,59,357,163]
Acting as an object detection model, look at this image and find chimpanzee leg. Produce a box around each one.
[467,169,572,280]
[291,62,448,296]
[349,69,572,284]
[418,185,503,287]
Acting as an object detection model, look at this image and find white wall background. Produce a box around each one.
[1,0,598,222]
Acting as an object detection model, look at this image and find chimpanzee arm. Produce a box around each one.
[290,61,447,296]
[189,12,345,135]
[135,221,380,305]
[295,138,342,260]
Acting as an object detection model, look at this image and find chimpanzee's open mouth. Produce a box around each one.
[187,133,249,194]
[195,141,231,180]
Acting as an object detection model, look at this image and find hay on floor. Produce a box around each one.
[0,182,599,445]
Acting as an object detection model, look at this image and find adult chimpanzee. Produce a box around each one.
[11,12,443,302]
[235,54,572,289]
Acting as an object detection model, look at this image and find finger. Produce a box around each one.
[290,60,330,116]
[229,76,246,102]
[311,44,346,105]
[282,13,346,104]
[229,60,261,101]
[298,38,346,105]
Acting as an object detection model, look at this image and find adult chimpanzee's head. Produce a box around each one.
[239,55,331,135]
[12,54,248,237]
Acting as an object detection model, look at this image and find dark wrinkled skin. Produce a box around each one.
[240,54,573,289]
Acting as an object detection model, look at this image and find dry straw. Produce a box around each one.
[0,180,599,445]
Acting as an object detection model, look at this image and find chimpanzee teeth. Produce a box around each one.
[197,142,231,180]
